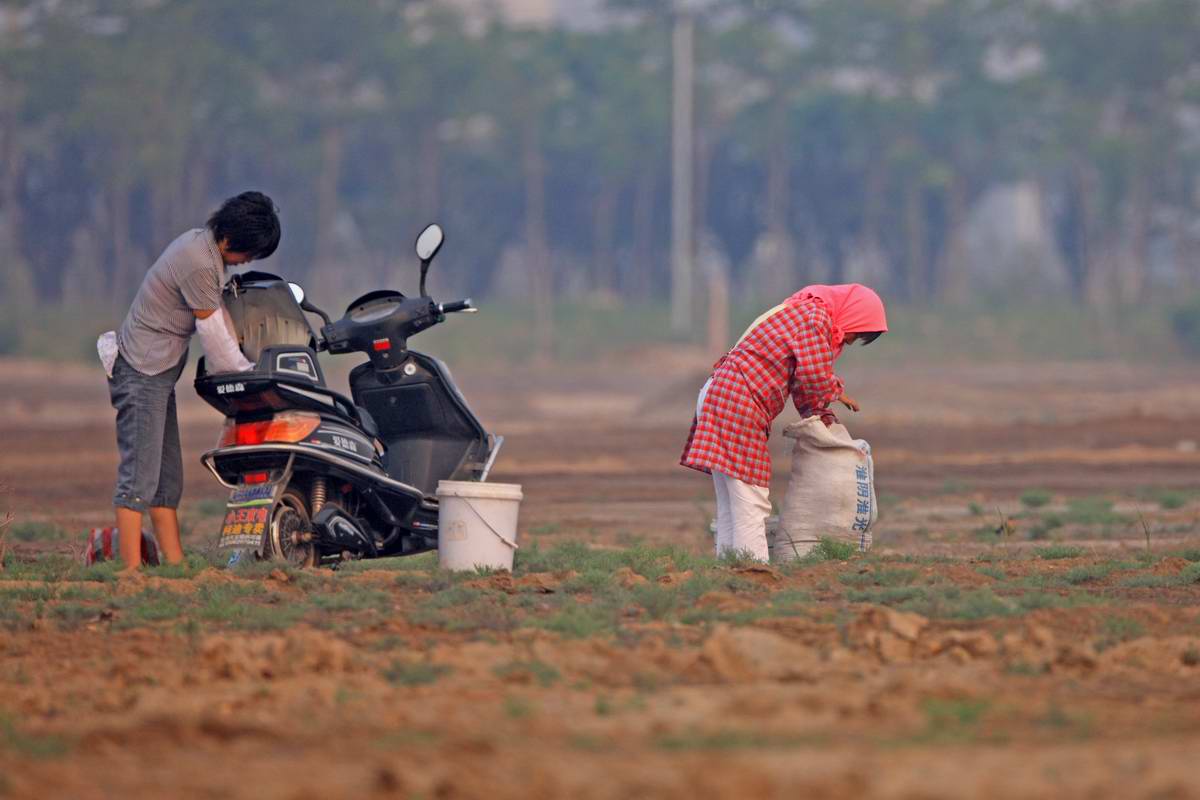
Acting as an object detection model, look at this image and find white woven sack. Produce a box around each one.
[775,416,877,562]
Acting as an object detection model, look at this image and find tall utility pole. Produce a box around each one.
[670,5,695,334]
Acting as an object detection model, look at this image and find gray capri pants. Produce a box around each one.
[108,352,188,511]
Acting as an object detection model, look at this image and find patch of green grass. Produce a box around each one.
[1004,661,1046,676]
[339,552,439,573]
[515,541,712,581]
[1035,545,1084,560]
[1035,704,1093,737]
[769,588,815,609]
[1062,563,1120,585]
[1138,488,1190,510]
[938,589,1014,620]
[632,572,760,621]
[411,585,518,633]
[368,635,407,652]
[0,555,119,583]
[57,585,107,601]
[715,549,770,569]
[1176,563,1200,584]
[8,522,69,542]
[568,733,614,751]
[1119,574,1174,589]
[1156,492,1189,510]
[0,597,29,631]
[1169,549,1200,562]
[503,696,535,719]
[630,583,681,621]
[0,585,58,603]
[976,566,1007,581]
[414,584,488,610]
[195,584,300,630]
[560,569,616,595]
[1096,616,1145,651]
[971,525,1002,542]
[1020,490,1053,509]
[49,602,97,628]
[309,588,391,613]
[849,582,1094,621]
[149,554,211,579]
[526,599,617,638]
[1062,497,1128,527]
[383,661,451,687]
[881,554,956,565]
[1008,573,1069,591]
[924,698,989,727]
[1012,591,1102,612]
[220,603,303,631]
[493,659,561,687]
[846,586,931,607]
[815,538,857,561]
[0,713,69,759]
[392,569,473,593]
[118,588,188,623]
[838,568,919,588]
[687,585,814,627]
[900,698,996,744]
[1027,513,1064,540]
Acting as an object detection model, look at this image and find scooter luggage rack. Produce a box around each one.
[201,452,296,491]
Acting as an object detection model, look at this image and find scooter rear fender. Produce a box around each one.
[201,442,426,509]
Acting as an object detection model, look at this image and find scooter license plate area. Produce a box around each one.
[218,482,279,550]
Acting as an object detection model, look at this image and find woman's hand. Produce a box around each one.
[838,392,860,412]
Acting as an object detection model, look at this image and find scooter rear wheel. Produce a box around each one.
[268,488,319,568]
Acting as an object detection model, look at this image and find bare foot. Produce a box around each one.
[116,566,144,580]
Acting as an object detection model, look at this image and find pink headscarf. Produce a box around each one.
[788,284,889,356]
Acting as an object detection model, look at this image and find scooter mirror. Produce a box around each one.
[288,282,306,304]
[415,224,444,263]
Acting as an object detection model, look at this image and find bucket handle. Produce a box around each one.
[457,497,519,550]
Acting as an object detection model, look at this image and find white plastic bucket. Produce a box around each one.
[436,480,523,572]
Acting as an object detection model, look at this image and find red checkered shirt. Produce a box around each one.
[680,297,843,487]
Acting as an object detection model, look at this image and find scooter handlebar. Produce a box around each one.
[439,299,476,314]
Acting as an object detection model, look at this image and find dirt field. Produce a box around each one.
[1,351,1199,799]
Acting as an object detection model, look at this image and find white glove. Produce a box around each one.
[195,311,253,373]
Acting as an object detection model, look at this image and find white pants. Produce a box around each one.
[698,376,771,561]
[712,471,771,561]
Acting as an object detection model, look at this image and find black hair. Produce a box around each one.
[858,331,884,346]
[207,191,281,261]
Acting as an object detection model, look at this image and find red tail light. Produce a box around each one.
[219,412,321,447]
[243,472,270,484]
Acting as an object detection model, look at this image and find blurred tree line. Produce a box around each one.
[1,0,1199,330]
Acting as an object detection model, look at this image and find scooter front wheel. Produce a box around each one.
[268,488,319,568]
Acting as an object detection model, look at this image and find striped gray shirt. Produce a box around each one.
[117,228,225,375]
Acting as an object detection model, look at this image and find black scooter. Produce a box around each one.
[194,224,502,567]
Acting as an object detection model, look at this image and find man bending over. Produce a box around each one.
[97,191,280,572]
